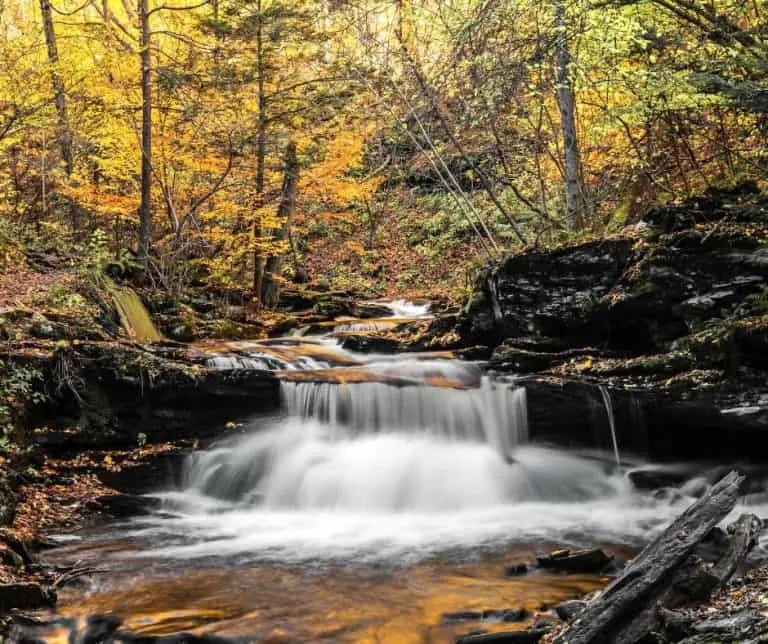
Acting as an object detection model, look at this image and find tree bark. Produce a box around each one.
[553,470,746,644]
[253,0,268,297]
[138,0,153,271]
[554,0,583,231]
[261,141,298,308]
[39,0,72,177]
[39,0,80,233]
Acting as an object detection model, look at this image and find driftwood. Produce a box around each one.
[554,470,755,644]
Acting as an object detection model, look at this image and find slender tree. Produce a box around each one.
[262,140,298,307]
[138,0,152,271]
[39,0,73,178]
[554,0,583,231]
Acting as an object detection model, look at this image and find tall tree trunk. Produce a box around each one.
[253,0,268,298]
[554,0,583,231]
[39,0,78,231]
[261,141,298,308]
[138,0,153,271]
[39,0,72,175]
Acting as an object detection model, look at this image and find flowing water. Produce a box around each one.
[33,301,768,642]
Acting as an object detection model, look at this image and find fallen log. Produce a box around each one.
[553,470,745,644]
[616,513,761,643]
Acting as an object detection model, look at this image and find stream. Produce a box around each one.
[30,302,768,642]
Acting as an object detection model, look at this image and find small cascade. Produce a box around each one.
[200,338,359,372]
[382,299,431,318]
[333,320,402,333]
[279,375,528,446]
[598,385,622,470]
[205,354,287,371]
[109,284,163,343]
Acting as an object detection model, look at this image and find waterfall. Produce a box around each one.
[159,299,647,563]
[279,376,528,447]
[109,283,163,343]
[598,385,622,470]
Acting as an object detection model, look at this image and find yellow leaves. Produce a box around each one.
[345,240,366,256]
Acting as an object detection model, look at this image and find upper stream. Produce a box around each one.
[38,300,768,642]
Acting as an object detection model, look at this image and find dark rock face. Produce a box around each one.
[460,186,768,462]
[523,378,768,462]
[26,343,281,449]
[462,239,633,348]
[462,185,767,355]
[0,582,55,612]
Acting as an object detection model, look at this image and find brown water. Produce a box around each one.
[42,539,612,643]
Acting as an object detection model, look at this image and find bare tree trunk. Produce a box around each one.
[262,141,298,308]
[39,0,72,175]
[39,0,79,231]
[554,0,583,231]
[138,0,153,271]
[253,0,268,298]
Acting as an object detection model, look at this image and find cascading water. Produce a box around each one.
[133,301,740,564]
[598,384,622,471]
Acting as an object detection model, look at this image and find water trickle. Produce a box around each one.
[598,384,622,471]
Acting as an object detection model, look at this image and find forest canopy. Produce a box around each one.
[0,0,764,301]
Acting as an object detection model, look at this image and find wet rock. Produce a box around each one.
[339,333,401,353]
[456,629,550,643]
[312,294,359,319]
[93,494,161,517]
[113,634,246,643]
[0,582,55,612]
[441,609,530,624]
[26,341,282,447]
[358,303,394,319]
[642,182,763,233]
[523,377,768,463]
[80,614,122,643]
[535,548,614,574]
[0,529,33,566]
[552,600,587,621]
[503,562,529,577]
[628,467,693,491]
[496,609,530,622]
[460,239,633,348]
[167,322,196,343]
[692,609,764,636]
[533,615,560,630]
[442,611,484,624]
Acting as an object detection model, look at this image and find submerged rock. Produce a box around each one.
[503,562,530,577]
[456,629,550,643]
[93,494,161,517]
[535,548,614,574]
